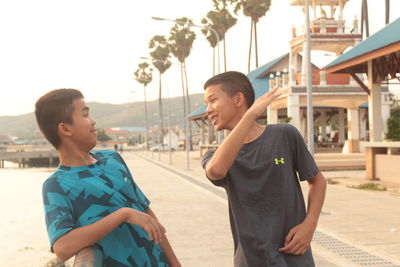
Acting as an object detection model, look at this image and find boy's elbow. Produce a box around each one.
[206,165,227,180]
[53,241,75,262]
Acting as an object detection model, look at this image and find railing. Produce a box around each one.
[73,246,104,267]
[292,18,360,38]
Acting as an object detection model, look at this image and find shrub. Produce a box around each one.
[386,117,400,141]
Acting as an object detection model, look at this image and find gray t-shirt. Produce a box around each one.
[201,124,319,267]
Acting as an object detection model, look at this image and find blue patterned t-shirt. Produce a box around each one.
[42,150,169,266]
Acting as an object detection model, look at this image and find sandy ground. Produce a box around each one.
[0,167,73,266]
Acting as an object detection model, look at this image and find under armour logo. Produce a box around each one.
[274,158,285,165]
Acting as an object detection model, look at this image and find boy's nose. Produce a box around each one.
[206,104,213,114]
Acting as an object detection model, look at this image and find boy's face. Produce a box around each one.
[63,98,97,151]
[204,84,240,131]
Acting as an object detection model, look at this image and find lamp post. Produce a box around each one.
[140,57,179,165]
[151,17,223,169]
[134,78,150,152]
[305,0,314,155]
[151,16,220,74]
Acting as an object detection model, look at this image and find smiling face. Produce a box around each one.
[61,98,97,151]
[204,84,244,131]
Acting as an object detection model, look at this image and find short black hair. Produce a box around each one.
[35,89,84,149]
[204,71,255,108]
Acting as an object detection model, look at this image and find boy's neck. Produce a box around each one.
[243,122,266,144]
[57,144,97,167]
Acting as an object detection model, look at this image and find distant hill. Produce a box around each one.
[0,93,205,139]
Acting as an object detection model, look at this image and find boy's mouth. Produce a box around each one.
[209,114,218,124]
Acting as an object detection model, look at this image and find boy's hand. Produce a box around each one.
[278,221,315,255]
[124,208,166,244]
[247,86,281,119]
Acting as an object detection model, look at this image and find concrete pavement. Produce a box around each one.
[123,150,400,267]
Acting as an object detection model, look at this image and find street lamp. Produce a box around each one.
[151,16,220,74]
[305,0,314,155]
[140,55,191,169]
[151,17,222,169]
[139,57,179,165]
[134,78,151,152]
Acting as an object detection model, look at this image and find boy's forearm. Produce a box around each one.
[147,208,181,267]
[304,172,327,226]
[160,236,181,267]
[206,112,257,179]
[53,207,128,261]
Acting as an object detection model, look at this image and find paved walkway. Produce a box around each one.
[123,150,400,267]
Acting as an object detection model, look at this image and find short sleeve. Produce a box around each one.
[288,126,319,181]
[42,178,76,249]
[201,150,227,187]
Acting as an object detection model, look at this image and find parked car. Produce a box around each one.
[150,144,176,152]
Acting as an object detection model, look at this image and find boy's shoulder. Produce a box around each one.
[91,149,119,158]
[269,123,297,132]
[42,150,120,189]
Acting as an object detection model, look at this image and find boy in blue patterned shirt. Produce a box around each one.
[35,89,180,266]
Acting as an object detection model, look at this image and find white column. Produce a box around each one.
[320,110,327,141]
[301,44,307,85]
[287,94,301,130]
[382,93,391,138]
[292,51,298,85]
[368,60,383,142]
[267,106,278,124]
[312,0,316,19]
[359,108,367,140]
[208,120,214,144]
[319,70,326,85]
[338,108,345,143]
[301,109,307,138]
[289,51,295,85]
[200,118,205,144]
[347,108,360,152]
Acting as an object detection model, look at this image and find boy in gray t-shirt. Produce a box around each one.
[201,71,327,267]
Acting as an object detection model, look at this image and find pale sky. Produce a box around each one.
[0,0,399,116]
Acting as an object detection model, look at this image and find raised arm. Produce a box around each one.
[53,207,165,261]
[206,87,281,180]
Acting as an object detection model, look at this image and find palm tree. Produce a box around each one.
[385,0,390,25]
[360,0,369,38]
[211,0,238,71]
[201,11,220,75]
[134,62,153,150]
[149,35,171,146]
[235,0,271,72]
[168,17,196,150]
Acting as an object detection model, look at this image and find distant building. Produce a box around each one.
[162,128,179,150]
[0,134,15,146]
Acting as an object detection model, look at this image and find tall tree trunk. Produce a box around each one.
[385,0,390,24]
[180,63,187,150]
[213,46,215,76]
[223,38,227,72]
[183,61,193,151]
[158,72,163,145]
[248,19,253,72]
[143,85,149,150]
[254,20,259,68]
[362,0,369,38]
[360,0,364,37]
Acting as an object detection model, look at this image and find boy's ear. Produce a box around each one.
[233,92,245,107]
[58,122,72,137]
